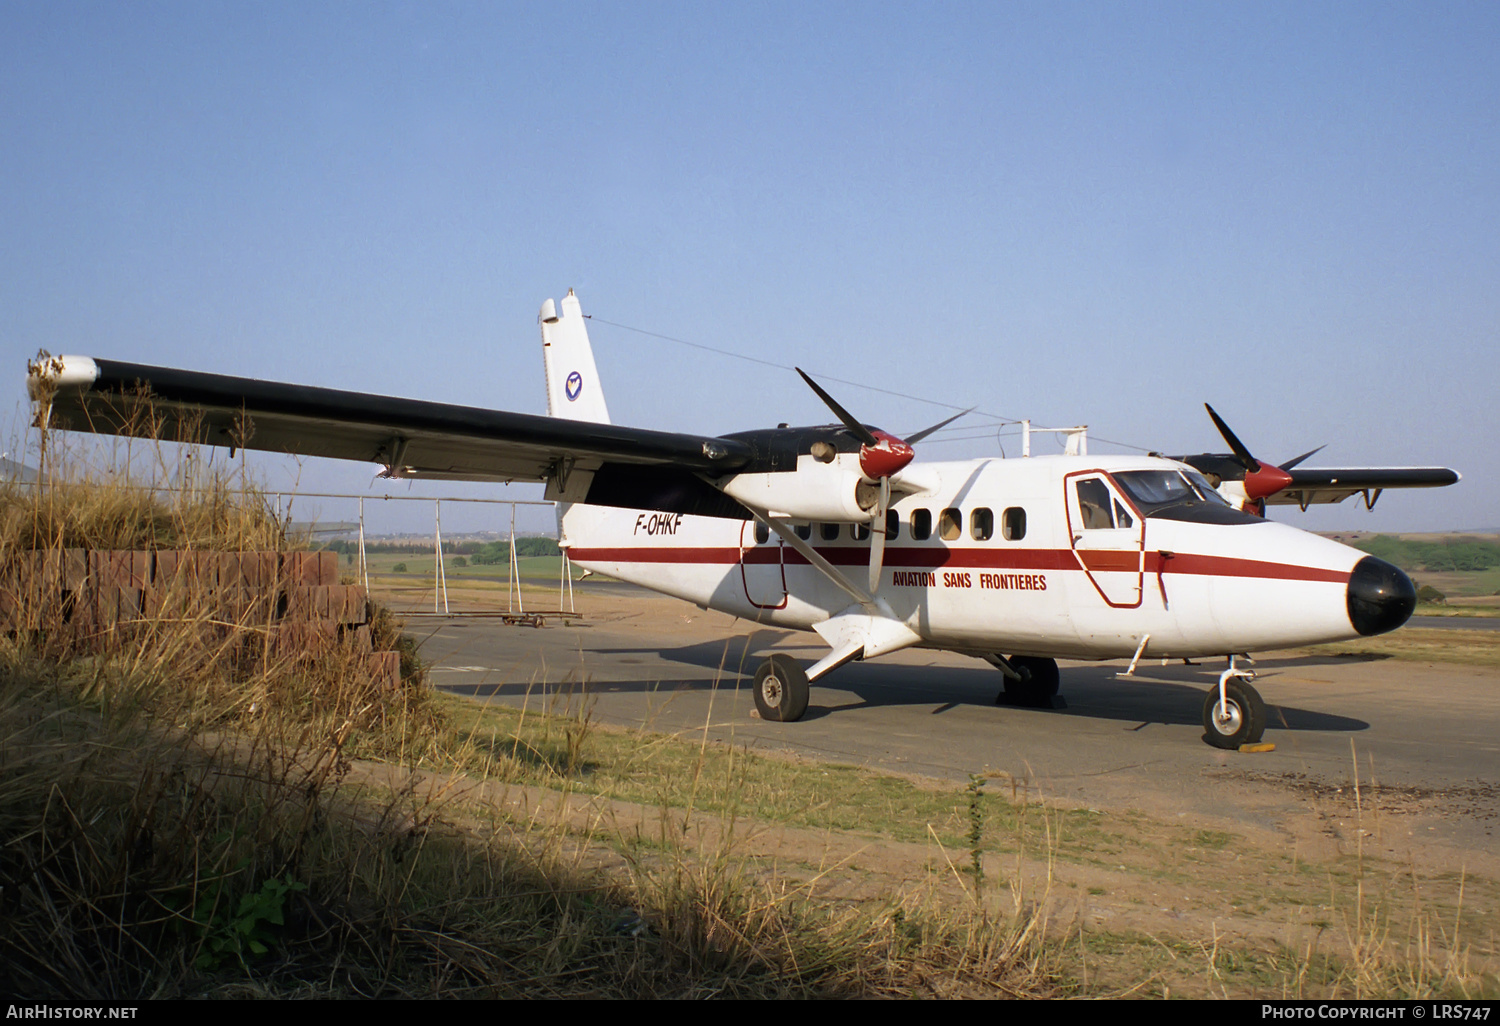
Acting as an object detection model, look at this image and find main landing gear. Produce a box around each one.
[752,653,810,722]
[1202,658,1266,749]
[988,655,1066,709]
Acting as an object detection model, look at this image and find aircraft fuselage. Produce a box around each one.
[562,454,1411,663]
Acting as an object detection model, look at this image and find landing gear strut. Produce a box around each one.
[992,655,1066,709]
[752,653,810,722]
[1202,658,1266,749]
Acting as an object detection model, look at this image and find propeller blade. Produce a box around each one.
[1204,404,1261,473]
[904,407,974,444]
[868,477,890,594]
[1279,445,1326,471]
[797,368,878,447]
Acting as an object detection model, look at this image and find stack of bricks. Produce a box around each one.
[1,548,402,688]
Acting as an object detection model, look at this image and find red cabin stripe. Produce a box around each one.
[565,546,1350,584]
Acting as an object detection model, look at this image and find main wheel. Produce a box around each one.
[1202,678,1266,749]
[997,656,1064,708]
[752,653,810,722]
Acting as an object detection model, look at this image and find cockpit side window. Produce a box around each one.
[1076,478,1115,530]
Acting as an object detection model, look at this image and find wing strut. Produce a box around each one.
[741,501,923,680]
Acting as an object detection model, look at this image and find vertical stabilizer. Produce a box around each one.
[540,289,611,424]
[540,290,609,549]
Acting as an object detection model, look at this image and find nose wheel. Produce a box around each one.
[752,653,810,722]
[1202,674,1266,749]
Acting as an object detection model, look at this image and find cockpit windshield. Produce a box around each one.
[1182,471,1230,506]
[1113,469,1252,524]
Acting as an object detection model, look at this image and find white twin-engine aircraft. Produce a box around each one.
[27,291,1459,749]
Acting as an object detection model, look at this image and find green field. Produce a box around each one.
[1346,532,1500,608]
[345,551,571,582]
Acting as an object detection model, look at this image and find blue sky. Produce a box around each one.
[3,2,1495,537]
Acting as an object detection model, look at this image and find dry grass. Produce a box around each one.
[0,420,1064,998]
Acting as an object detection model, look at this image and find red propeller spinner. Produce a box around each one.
[858,430,915,480]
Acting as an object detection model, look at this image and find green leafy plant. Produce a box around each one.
[190,871,308,971]
[967,773,986,892]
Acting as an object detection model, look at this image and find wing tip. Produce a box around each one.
[27,354,99,399]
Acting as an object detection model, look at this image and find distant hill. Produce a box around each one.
[1349,534,1500,573]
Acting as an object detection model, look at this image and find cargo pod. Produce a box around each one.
[1065,471,1144,608]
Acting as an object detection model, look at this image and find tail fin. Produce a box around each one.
[540,290,609,550]
[540,289,611,424]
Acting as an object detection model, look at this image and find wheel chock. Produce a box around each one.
[1238,742,1276,753]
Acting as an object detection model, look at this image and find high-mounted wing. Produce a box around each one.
[1266,467,1461,508]
[1178,404,1460,512]
[1178,453,1460,509]
[27,354,757,518]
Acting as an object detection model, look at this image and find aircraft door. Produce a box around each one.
[740,520,788,609]
[1066,473,1144,608]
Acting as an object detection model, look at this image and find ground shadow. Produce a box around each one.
[436,632,1369,735]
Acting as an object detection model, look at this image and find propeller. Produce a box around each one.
[1202,403,1297,501]
[796,369,966,592]
[1278,445,1326,471]
[905,406,973,443]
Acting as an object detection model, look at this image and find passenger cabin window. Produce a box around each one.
[851,523,870,541]
[970,507,994,541]
[938,508,962,541]
[820,523,840,541]
[755,521,770,544]
[910,508,932,541]
[795,522,812,540]
[886,510,900,540]
[1002,507,1026,541]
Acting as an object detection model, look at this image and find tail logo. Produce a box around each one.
[565,371,583,401]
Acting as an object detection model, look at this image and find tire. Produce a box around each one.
[998,656,1062,708]
[753,654,810,722]
[1202,678,1266,749]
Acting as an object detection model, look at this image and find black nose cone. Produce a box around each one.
[1347,556,1416,636]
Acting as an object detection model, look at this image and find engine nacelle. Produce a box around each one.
[720,454,877,522]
